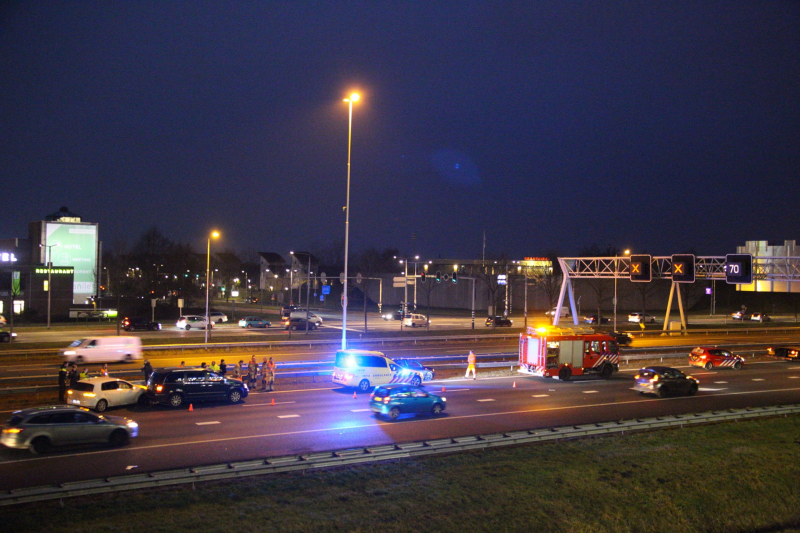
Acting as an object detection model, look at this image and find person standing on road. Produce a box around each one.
[210,360,219,373]
[219,359,227,377]
[99,363,109,377]
[233,360,242,380]
[58,363,68,402]
[68,363,80,388]
[465,350,477,380]
[247,358,257,389]
[142,359,153,383]
[266,357,276,392]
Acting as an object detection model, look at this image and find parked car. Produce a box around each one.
[238,316,271,328]
[767,345,800,361]
[67,377,148,412]
[584,315,609,325]
[332,350,424,391]
[176,316,212,330]
[403,314,428,327]
[485,316,513,327]
[393,358,435,381]
[633,366,698,398]
[122,317,161,331]
[689,346,744,370]
[1,405,138,454]
[627,312,655,324]
[208,312,228,323]
[610,331,633,346]
[0,330,16,343]
[749,312,770,322]
[60,337,143,364]
[370,384,446,420]
[145,367,248,408]
[284,317,318,331]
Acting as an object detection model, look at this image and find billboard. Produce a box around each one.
[45,222,98,304]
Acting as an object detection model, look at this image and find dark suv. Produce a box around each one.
[122,317,162,331]
[145,368,248,408]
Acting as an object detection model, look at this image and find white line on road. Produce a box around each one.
[438,388,470,392]
[532,394,549,398]
[195,421,221,426]
[699,387,728,391]
[582,391,599,394]
[350,409,371,412]
[752,378,765,381]
[714,381,728,384]
[242,401,296,407]
[789,376,799,379]
[477,399,496,402]
[277,414,300,419]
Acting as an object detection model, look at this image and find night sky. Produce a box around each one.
[2,1,798,260]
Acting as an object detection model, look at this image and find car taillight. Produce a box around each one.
[67,389,73,395]
[373,396,382,402]
[156,385,163,392]
[651,375,659,382]
[83,392,96,398]
[383,397,390,404]
[2,428,23,434]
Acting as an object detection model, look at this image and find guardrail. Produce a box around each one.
[2,403,798,506]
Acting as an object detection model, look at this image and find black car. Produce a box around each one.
[633,366,698,398]
[145,368,248,408]
[393,358,435,381]
[122,317,161,331]
[0,330,16,343]
[284,317,318,331]
[767,345,800,361]
[485,316,513,327]
[610,331,633,347]
[584,315,610,325]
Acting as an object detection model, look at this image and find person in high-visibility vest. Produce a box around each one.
[465,350,477,380]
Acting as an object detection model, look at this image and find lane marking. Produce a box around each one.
[532,394,549,398]
[714,381,728,384]
[752,378,765,382]
[439,388,470,392]
[477,399,496,402]
[277,414,300,419]
[582,391,599,394]
[350,409,371,412]
[4,386,800,465]
[243,401,296,407]
[195,421,221,426]
[789,376,799,379]
[699,387,728,391]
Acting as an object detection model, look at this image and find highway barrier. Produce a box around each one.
[1,403,798,506]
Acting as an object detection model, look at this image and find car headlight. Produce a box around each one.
[64,350,76,356]
[126,420,138,428]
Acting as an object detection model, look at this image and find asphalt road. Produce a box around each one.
[1,357,799,491]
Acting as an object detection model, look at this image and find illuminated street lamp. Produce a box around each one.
[614,249,630,331]
[39,243,59,329]
[205,231,220,344]
[341,91,360,350]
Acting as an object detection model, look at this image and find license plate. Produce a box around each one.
[70,400,80,405]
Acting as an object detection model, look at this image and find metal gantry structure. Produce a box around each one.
[552,255,800,331]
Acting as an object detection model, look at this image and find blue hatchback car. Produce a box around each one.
[370,384,446,421]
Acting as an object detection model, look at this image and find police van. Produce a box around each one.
[332,349,425,392]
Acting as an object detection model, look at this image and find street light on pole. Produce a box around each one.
[341,91,360,350]
[614,249,630,331]
[39,243,59,329]
[205,231,220,344]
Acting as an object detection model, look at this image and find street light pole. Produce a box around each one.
[342,92,359,350]
[613,249,630,331]
[40,243,58,329]
[205,231,220,344]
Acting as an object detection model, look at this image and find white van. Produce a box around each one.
[545,307,571,318]
[332,349,424,392]
[60,337,143,364]
[402,314,428,327]
[289,311,323,326]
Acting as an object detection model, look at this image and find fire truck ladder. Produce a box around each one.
[552,256,792,332]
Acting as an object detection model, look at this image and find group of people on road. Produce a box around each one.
[230,355,276,392]
[58,362,108,402]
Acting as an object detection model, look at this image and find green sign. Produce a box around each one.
[45,222,98,304]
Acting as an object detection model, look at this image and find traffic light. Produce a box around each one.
[725,254,753,284]
[435,271,441,283]
[629,254,652,282]
[452,271,458,284]
[420,272,426,283]
[671,254,695,283]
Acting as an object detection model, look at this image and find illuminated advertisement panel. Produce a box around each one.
[45,222,98,304]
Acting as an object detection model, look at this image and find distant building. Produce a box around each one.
[736,240,800,293]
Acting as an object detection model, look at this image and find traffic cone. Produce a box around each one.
[189,404,193,411]
[513,381,517,388]
[442,386,446,392]
[271,398,275,406]
[353,391,357,399]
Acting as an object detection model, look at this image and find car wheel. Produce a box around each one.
[431,403,444,415]
[168,393,184,408]
[558,366,571,382]
[389,407,401,420]
[95,399,108,413]
[75,356,84,364]
[657,386,668,398]
[30,436,51,455]
[733,361,743,370]
[688,383,698,396]
[185,325,191,331]
[137,394,149,407]
[124,354,133,363]
[109,429,129,447]
[600,364,613,379]
[649,318,655,324]
[228,389,242,403]
[357,379,370,393]
[410,375,422,387]
[704,362,713,370]
[246,324,252,329]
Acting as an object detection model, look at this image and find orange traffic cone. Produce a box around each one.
[271,398,275,406]
[513,381,517,388]
[189,404,193,411]
[353,391,357,399]
[442,386,446,392]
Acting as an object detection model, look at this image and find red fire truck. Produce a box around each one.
[518,327,620,381]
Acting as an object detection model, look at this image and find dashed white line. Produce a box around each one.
[699,387,728,391]
[477,399,496,402]
[752,378,765,382]
[195,421,221,426]
[789,376,799,379]
[350,409,371,412]
[532,394,549,398]
[277,414,300,419]
[714,381,728,384]
[582,391,599,394]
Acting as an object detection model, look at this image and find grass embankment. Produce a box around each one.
[1,415,798,532]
